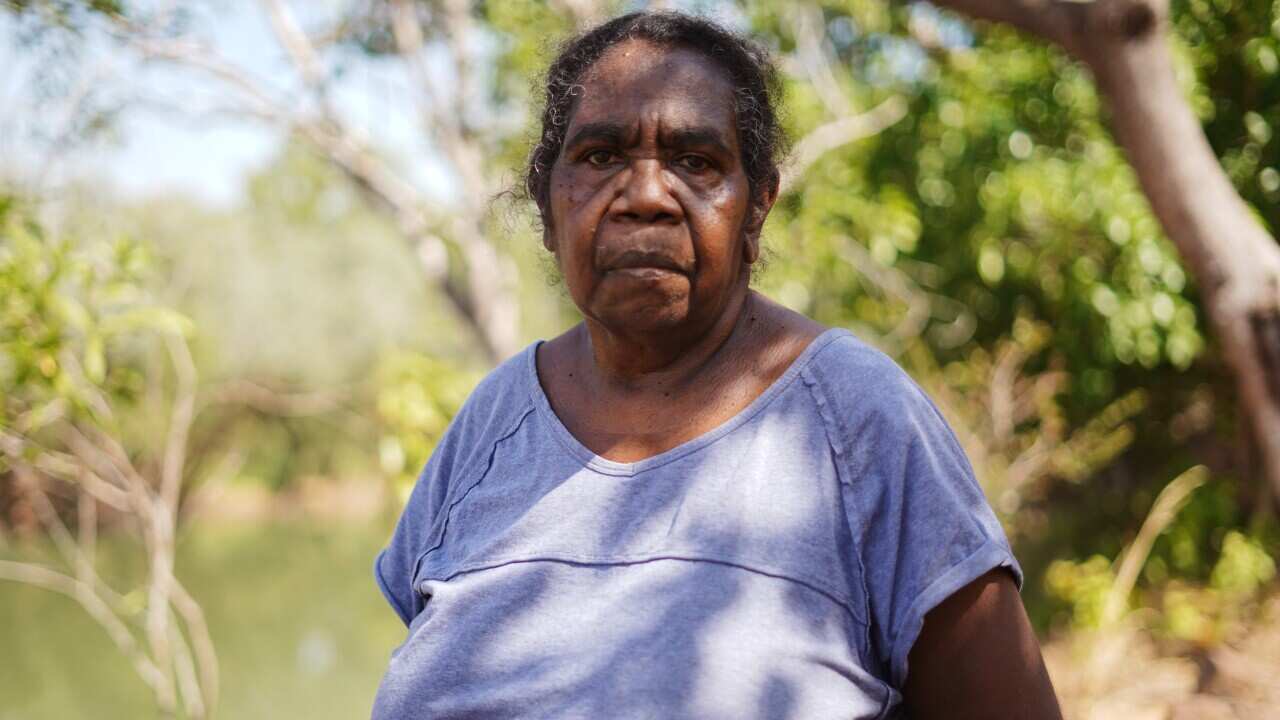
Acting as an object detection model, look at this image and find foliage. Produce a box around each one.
[756,2,1205,387]
[906,318,1147,536]
[0,197,220,717]
[3,0,124,22]
[1172,0,1280,231]
[1046,525,1276,642]
[4,8,1280,711]
[739,1,1280,617]
[109,143,482,494]
[1045,554,1116,630]
[0,196,187,445]
[375,351,481,502]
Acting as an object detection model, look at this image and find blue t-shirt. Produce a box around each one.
[372,328,1021,719]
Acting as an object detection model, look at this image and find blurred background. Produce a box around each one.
[2,0,1279,718]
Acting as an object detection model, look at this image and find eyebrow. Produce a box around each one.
[663,127,734,157]
[564,122,628,151]
[563,121,735,158]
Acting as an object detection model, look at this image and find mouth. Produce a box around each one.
[601,249,692,276]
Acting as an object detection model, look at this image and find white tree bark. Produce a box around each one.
[113,1,525,363]
[0,334,220,717]
[929,0,1280,500]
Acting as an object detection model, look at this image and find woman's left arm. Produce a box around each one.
[902,568,1063,720]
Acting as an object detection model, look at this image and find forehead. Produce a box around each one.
[569,39,739,142]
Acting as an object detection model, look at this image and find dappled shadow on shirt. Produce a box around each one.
[369,347,975,718]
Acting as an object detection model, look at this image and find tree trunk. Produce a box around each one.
[928,0,1280,499]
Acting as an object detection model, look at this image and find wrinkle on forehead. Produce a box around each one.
[569,40,740,152]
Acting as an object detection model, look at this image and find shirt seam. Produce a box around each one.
[801,364,877,675]
[797,336,863,451]
[419,551,869,627]
[410,404,536,585]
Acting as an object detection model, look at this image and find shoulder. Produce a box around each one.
[440,344,539,457]
[802,331,945,447]
[806,332,912,387]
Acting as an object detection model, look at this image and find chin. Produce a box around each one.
[590,293,693,337]
[587,274,697,334]
[614,311,690,336]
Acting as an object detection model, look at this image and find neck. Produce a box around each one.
[578,282,757,394]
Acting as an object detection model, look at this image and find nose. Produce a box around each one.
[611,159,683,225]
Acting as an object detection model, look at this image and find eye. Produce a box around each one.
[584,149,617,167]
[676,154,711,172]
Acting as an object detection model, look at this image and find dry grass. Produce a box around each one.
[1043,594,1280,719]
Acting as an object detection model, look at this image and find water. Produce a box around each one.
[1,521,405,719]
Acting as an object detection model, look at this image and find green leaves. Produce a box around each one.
[2,0,126,24]
[373,350,481,502]
[0,198,188,430]
[758,1,1213,396]
[743,2,1280,614]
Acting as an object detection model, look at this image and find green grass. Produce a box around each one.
[1,520,406,719]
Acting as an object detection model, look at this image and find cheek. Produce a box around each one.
[547,167,615,287]
[684,183,752,270]
[550,166,609,226]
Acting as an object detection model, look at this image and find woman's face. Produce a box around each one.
[544,39,772,339]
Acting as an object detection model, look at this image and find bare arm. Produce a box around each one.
[902,569,1063,720]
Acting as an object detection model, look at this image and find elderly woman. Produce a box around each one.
[373,11,1061,720]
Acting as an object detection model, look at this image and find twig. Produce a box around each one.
[1102,465,1208,626]
[161,333,196,515]
[0,560,167,696]
[779,96,908,194]
[834,234,932,352]
[204,379,352,417]
[790,3,854,118]
[171,578,220,713]
[77,481,97,584]
[169,606,206,719]
[261,0,327,92]
[990,343,1027,444]
[15,466,130,614]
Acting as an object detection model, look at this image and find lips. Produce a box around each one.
[600,248,692,275]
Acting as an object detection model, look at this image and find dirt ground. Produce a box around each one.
[1043,595,1280,719]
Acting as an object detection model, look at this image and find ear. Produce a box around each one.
[539,205,556,253]
[742,171,779,265]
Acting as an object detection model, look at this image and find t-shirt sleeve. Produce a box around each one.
[833,354,1022,690]
[374,423,461,627]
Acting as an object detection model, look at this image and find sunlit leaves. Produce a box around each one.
[0,198,185,435]
[738,1,1280,612]
[3,0,125,21]
[374,350,480,501]
[759,2,1209,398]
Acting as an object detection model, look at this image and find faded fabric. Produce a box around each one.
[372,328,1020,719]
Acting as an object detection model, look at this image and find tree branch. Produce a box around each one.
[833,233,932,353]
[204,379,352,417]
[170,578,220,713]
[790,3,855,118]
[160,332,195,515]
[930,0,1280,498]
[0,560,168,699]
[780,96,908,195]
[114,15,477,335]
[924,0,1078,48]
[261,0,327,93]
[1102,464,1207,626]
[0,430,131,510]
